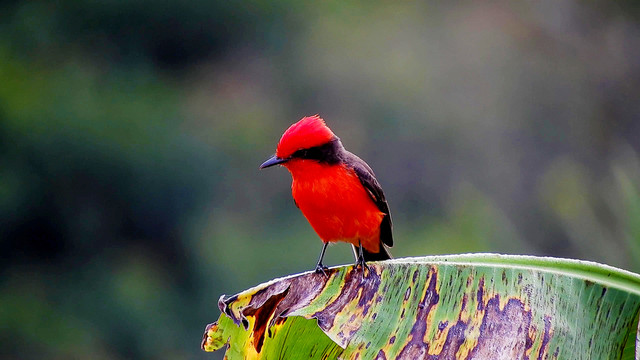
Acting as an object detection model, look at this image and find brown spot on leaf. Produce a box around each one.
[397,268,440,359]
[460,294,468,312]
[376,349,388,360]
[438,321,448,331]
[438,319,468,358]
[525,328,534,352]
[273,316,287,326]
[265,273,330,324]
[412,269,420,283]
[467,296,533,359]
[477,277,485,311]
[537,316,552,360]
[242,288,289,353]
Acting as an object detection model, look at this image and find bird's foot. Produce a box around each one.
[315,263,329,278]
[354,256,371,278]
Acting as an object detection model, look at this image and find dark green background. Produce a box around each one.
[1,1,639,359]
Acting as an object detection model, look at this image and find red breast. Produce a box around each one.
[284,159,385,253]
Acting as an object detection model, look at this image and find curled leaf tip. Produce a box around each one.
[201,322,227,352]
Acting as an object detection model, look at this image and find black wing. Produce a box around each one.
[342,151,393,247]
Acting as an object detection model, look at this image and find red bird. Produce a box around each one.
[260,115,393,274]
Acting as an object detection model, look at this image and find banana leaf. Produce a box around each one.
[201,254,640,359]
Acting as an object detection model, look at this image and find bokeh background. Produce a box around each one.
[2,1,640,359]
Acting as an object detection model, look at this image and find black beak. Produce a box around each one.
[260,155,288,169]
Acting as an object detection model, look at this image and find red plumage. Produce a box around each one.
[276,115,335,159]
[285,159,385,253]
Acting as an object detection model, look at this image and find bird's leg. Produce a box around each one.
[315,242,329,277]
[355,239,370,276]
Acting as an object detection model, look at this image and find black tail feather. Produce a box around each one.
[354,244,392,262]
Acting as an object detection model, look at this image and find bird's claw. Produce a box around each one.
[355,256,370,278]
[315,264,329,278]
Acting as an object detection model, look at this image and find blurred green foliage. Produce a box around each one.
[1,1,640,359]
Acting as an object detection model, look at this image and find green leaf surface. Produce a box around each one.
[202,254,640,359]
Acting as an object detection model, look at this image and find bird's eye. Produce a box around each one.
[292,148,307,158]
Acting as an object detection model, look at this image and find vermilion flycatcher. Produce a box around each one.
[260,115,393,274]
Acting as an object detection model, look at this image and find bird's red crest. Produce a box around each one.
[276,115,335,158]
